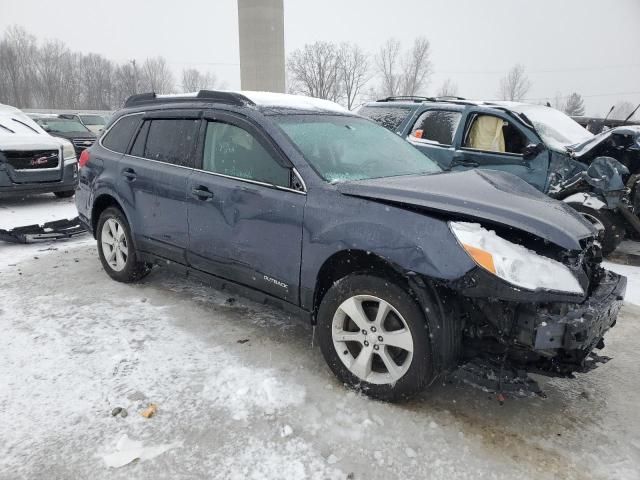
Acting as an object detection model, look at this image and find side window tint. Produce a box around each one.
[357,106,412,131]
[144,119,200,167]
[203,121,290,188]
[130,120,150,157]
[410,110,461,145]
[463,114,527,154]
[102,115,140,153]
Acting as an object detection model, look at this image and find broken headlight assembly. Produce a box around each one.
[449,221,584,295]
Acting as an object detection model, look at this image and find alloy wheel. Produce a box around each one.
[101,218,129,272]
[332,295,414,385]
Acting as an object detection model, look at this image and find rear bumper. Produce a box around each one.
[0,162,78,197]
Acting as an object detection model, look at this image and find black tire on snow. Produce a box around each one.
[54,190,75,198]
[316,274,435,401]
[96,207,150,283]
[570,204,625,256]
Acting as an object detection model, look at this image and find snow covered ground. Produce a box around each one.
[1,196,640,479]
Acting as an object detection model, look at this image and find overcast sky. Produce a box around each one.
[1,0,639,115]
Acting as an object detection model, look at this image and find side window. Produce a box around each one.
[357,106,412,132]
[129,120,150,157]
[144,119,200,167]
[410,110,462,145]
[463,114,527,154]
[202,121,290,188]
[101,115,140,153]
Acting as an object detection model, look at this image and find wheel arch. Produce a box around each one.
[91,193,128,237]
[312,249,462,373]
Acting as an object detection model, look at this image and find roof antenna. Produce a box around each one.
[603,105,615,122]
[622,103,640,125]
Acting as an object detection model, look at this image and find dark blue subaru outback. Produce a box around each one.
[76,90,626,400]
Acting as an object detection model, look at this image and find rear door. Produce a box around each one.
[453,110,549,191]
[127,112,200,263]
[186,111,305,303]
[406,108,462,168]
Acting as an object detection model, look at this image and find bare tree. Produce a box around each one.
[376,37,433,98]
[612,101,637,120]
[437,78,459,98]
[34,40,73,108]
[498,64,531,101]
[337,43,369,110]
[376,38,402,97]
[181,68,220,92]
[563,93,585,116]
[400,37,432,96]
[0,26,38,107]
[287,41,341,101]
[140,57,175,94]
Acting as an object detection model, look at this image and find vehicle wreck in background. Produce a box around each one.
[359,98,640,255]
[75,90,626,400]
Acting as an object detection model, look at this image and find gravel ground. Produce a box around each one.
[1,196,639,480]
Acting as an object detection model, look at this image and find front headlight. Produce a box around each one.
[449,221,584,295]
[62,140,77,162]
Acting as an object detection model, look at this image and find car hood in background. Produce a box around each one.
[49,131,96,141]
[337,169,595,250]
[0,133,63,151]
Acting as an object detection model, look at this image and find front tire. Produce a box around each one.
[96,207,150,283]
[570,204,624,256]
[54,190,75,198]
[317,274,434,401]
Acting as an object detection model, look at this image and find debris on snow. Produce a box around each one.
[280,425,293,437]
[111,407,123,417]
[100,434,180,468]
[141,403,158,418]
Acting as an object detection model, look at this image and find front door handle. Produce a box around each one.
[191,186,214,200]
[121,168,137,181]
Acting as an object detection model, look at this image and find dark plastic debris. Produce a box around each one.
[0,216,87,244]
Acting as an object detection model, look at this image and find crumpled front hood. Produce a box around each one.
[337,169,596,250]
[571,125,640,158]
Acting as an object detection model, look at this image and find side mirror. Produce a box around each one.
[523,142,544,159]
[41,125,51,132]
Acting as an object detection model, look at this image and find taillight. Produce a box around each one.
[78,149,90,168]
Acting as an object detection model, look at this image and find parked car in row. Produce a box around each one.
[76,91,625,401]
[60,113,110,134]
[28,113,97,157]
[0,104,78,198]
[358,97,640,255]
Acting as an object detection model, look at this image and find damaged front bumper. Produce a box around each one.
[516,270,626,374]
[0,217,87,243]
[455,268,626,377]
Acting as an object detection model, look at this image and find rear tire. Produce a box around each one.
[570,204,624,256]
[96,207,150,283]
[54,190,75,198]
[316,274,434,401]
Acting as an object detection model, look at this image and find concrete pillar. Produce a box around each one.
[238,0,285,93]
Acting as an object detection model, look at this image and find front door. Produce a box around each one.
[187,113,306,303]
[452,111,549,191]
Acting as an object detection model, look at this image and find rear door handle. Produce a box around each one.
[191,186,214,200]
[121,168,137,181]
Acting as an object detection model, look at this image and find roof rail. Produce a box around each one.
[376,95,468,104]
[123,90,256,108]
[376,96,435,103]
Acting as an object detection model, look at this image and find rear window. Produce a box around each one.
[143,119,200,167]
[102,115,141,153]
[357,105,412,132]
